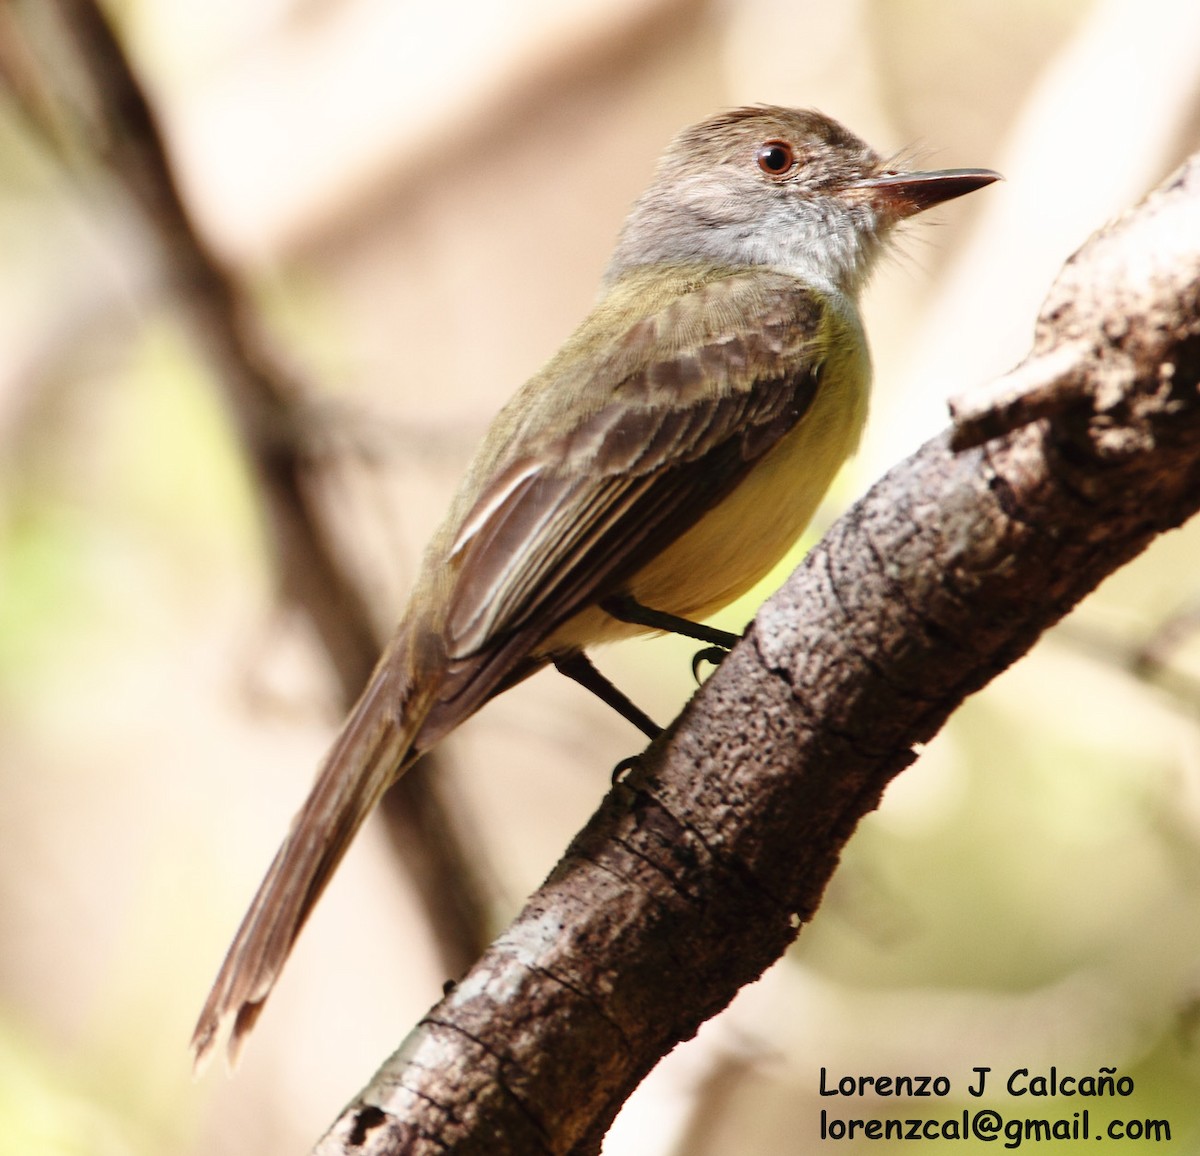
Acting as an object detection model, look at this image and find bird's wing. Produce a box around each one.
[192,271,832,1067]
[428,268,831,722]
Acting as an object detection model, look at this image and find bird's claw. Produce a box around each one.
[611,755,642,785]
[691,645,730,683]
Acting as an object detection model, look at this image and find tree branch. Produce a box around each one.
[314,152,1200,1154]
[33,0,493,974]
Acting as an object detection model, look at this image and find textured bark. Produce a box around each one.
[315,153,1200,1155]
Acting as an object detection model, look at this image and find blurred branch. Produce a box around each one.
[316,154,1200,1154]
[1134,600,1200,680]
[21,0,491,976]
[1050,611,1200,715]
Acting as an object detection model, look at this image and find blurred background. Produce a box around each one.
[2,0,1200,1152]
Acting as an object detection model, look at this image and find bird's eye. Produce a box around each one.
[756,140,795,178]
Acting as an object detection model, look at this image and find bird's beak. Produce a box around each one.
[851,168,1002,220]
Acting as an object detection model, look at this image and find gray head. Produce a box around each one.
[603,106,998,298]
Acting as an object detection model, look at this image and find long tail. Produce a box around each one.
[191,644,434,1071]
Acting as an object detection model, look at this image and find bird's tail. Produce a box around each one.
[191,644,434,1072]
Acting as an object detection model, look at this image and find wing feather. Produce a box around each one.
[432,269,829,720]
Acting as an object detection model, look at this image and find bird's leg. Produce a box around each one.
[601,594,741,683]
[552,652,662,739]
[600,594,741,649]
[555,598,743,736]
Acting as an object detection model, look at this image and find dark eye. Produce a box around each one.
[756,140,795,177]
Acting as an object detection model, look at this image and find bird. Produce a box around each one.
[192,105,998,1068]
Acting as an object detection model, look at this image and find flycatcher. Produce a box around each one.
[193,106,998,1067]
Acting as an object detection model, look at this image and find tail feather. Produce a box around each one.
[191,651,431,1072]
